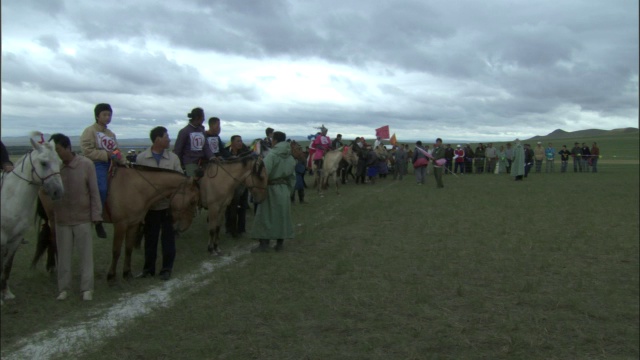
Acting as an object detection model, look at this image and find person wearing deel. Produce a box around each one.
[135,127,183,281]
[80,103,125,238]
[50,133,102,301]
[250,131,295,252]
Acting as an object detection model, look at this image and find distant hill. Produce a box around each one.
[528,127,638,141]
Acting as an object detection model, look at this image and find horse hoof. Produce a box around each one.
[107,273,116,283]
[123,272,133,281]
[4,292,16,300]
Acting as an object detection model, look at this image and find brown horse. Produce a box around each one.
[34,165,200,282]
[200,154,268,255]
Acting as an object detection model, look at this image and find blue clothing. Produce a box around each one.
[294,161,306,190]
[94,161,110,206]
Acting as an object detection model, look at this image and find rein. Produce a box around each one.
[205,155,267,191]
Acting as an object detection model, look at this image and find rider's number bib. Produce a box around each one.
[190,133,205,151]
[96,132,118,151]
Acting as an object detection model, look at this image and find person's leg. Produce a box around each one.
[75,223,94,297]
[55,224,73,297]
[159,210,176,280]
[142,210,161,276]
[94,161,109,238]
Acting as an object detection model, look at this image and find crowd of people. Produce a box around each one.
[0,103,604,301]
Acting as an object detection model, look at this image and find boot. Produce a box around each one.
[251,239,271,253]
[95,222,107,239]
[274,239,284,252]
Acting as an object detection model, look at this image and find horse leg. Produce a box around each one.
[1,241,21,301]
[334,172,340,195]
[31,221,51,269]
[207,209,222,255]
[107,223,126,283]
[122,225,139,280]
[46,221,57,273]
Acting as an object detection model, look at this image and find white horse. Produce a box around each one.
[1,133,64,304]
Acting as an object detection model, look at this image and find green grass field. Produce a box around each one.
[1,162,638,359]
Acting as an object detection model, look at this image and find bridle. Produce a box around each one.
[6,150,61,187]
[205,155,267,191]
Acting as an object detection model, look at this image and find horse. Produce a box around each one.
[36,165,200,282]
[32,173,199,276]
[199,154,268,255]
[338,146,358,184]
[1,133,64,304]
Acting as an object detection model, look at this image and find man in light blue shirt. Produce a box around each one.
[545,143,556,173]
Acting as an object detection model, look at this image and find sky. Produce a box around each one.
[1,0,638,143]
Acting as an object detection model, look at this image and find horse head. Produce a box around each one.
[29,134,64,200]
[245,156,268,204]
[290,140,307,162]
[170,177,200,234]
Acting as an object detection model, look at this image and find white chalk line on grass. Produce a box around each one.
[1,247,251,360]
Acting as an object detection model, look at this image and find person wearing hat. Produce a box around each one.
[453,144,465,174]
[80,103,126,238]
[570,142,583,172]
[533,142,544,173]
[310,124,331,173]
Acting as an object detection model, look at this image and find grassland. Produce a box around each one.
[1,161,638,359]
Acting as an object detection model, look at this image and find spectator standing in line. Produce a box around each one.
[533,142,544,173]
[412,141,428,185]
[590,142,600,173]
[511,139,525,181]
[484,143,498,173]
[524,144,535,177]
[558,145,571,173]
[496,145,507,174]
[453,145,465,175]
[50,133,102,301]
[571,142,583,172]
[545,142,556,173]
[444,144,454,175]
[431,138,445,188]
[581,142,591,173]
[474,143,485,174]
[393,145,407,180]
[173,107,206,176]
[504,142,514,174]
[464,145,474,174]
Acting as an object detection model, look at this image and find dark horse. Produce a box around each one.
[33,165,200,282]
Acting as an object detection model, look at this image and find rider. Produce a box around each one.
[173,107,206,176]
[80,103,125,238]
[310,125,331,171]
[204,117,228,161]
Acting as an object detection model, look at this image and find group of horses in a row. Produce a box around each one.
[0,135,385,305]
[0,136,276,304]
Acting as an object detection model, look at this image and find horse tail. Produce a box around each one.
[31,197,52,269]
[31,223,52,269]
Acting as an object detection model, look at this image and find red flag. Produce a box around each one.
[375,125,390,139]
[389,133,397,146]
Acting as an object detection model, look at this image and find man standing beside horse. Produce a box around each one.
[251,131,295,252]
[50,133,102,300]
[135,127,183,281]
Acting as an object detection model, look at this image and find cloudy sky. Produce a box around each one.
[1,0,638,143]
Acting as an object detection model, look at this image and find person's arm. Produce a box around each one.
[173,129,186,167]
